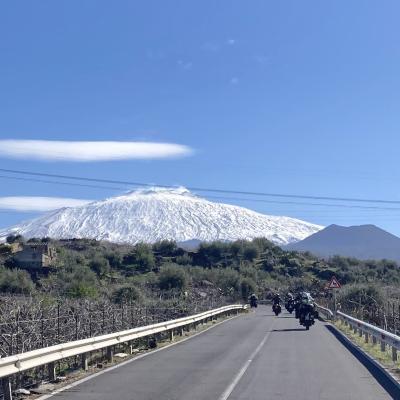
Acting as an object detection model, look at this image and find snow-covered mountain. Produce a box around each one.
[0,187,323,246]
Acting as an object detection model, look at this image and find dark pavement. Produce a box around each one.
[49,306,396,400]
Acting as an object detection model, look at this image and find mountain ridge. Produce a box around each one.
[0,187,323,246]
[285,223,400,261]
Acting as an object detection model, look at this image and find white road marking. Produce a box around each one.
[218,323,274,400]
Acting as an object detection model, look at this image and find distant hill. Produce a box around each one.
[285,224,400,262]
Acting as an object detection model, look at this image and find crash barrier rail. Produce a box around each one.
[336,310,400,362]
[315,304,335,320]
[315,304,400,363]
[0,304,246,400]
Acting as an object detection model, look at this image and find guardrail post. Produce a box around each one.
[107,346,114,363]
[358,328,363,338]
[364,332,369,344]
[392,347,398,362]
[48,362,57,381]
[380,341,386,352]
[128,340,135,354]
[81,352,89,371]
[2,377,12,400]
[372,335,377,345]
[169,330,174,342]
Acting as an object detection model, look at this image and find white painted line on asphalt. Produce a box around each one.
[36,314,243,400]
[218,321,274,400]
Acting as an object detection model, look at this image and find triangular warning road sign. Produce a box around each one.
[327,276,341,289]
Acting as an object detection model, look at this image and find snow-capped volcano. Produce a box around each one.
[0,187,323,246]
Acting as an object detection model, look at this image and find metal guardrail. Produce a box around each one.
[0,304,246,399]
[315,304,400,362]
[337,311,400,354]
[315,304,334,320]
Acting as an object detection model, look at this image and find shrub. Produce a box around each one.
[158,264,187,291]
[216,268,240,296]
[63,266,99,298]
[0,267,35,294]
[123,243,155,273]
[152,240,178,256]
[112,285,142,304]
[89,256,110,276]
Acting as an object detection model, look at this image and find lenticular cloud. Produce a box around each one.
[0,140,193,161]
[0,196,92,212]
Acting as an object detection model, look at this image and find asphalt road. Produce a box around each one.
[49,306,397,400]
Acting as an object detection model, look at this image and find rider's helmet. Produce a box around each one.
[301,292,313,305]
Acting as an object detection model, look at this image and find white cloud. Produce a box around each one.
[0,196,92,212]
[0,140,193,162]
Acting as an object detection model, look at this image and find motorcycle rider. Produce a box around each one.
[272,292,281,306]
[298,292,316,325]
[272,292,282,315]
[285,292,295,312]
[294,292,303,318]
[249,293,258,308]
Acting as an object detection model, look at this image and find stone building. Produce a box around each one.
[13,243,57,269]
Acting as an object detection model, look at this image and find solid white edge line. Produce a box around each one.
[36,314,244,400]
[217,320,274,400]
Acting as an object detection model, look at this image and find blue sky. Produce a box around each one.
[1,1,400,234]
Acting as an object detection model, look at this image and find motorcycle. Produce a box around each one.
[272,303,281,316]
[299,306,316,330]
[302,311,314,330]
[285,299,295,314]
[250,298,258,308]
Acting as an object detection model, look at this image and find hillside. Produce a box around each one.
[285,224,400,261]
[0,187,322,246]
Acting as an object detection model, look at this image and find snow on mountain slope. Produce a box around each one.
[0,188,323,246]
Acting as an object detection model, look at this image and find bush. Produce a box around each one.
[175,254,193,265]
[112,285,142,304]
[339,285,384,311]
[0,267,35,294]
[242,244,259,262]
[197,242,228,267]
[152,240,178,256]
[89,256,110,276]
[105,252,123,269]
[62,266,99,298]
[123,243,155,273]
[158,264,187,291]
[6,234,24,244]
[216,268,240,296]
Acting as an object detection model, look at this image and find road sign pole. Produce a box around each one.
[334,289,337,318]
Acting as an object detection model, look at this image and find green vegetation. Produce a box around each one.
[0,237,399,311]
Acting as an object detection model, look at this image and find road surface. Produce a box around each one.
[49,306,397,399]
